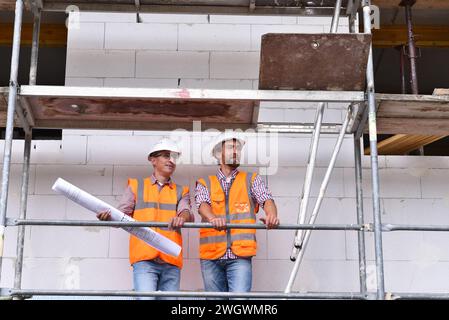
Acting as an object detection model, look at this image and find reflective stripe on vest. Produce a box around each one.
[200,233,256,245]
[135,179,183,232]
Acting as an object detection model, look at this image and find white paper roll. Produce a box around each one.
[52,178,181,257]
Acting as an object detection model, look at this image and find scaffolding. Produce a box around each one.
[1,0,449,300]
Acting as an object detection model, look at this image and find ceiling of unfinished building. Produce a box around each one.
[1,0,449,10]
[1,0,351,10]
[1,1,449,26]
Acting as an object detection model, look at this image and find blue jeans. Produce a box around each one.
[200,258,252,300]
[132,260,180,300]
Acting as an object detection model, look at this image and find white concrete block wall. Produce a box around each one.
[66,50,135,78]
[136,51,210,78]
[67,23,105,50]
[179,24,251,51]
[105,23,178,50]
[1,12,448,297]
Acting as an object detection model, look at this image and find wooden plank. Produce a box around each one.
[366,134,445,155]
[0,88,22,128]
[29,119,255,131]
[0,23,67,47]
[375,118,449,135]
[373,25,449,48]
[0,0,17,10]
[26,96,255,124]
[15,86,260,130]
[374,92,449,136]
[365,90,449,154]
[376,94,449,119]
[433,88,449,95]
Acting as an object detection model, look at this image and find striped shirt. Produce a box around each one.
[195,168,274,260]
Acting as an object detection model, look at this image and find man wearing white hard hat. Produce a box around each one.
[97,138,193,300]
[195,132,279,297]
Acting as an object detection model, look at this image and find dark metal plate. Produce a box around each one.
[259,33,372,91]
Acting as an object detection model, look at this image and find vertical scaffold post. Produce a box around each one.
[354,137,367,295]
[349,7,368,296]
[14,4,41,294]
[362,0,385,300]
[0,0,24,283]
[400,0,419,94]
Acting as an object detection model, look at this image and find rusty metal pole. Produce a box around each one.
[399,46,407,94]
[400,0,419,94]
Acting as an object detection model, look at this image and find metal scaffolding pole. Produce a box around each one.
[285,0,346,293]
[29,7,41,87]
[7,219,366,231]
[289,0,343,263]
[354,137,367,294]
[347,0,360,33]
[382,224,449,232]
[3,288,366,300]
[389,293,449,300]
[399,46,407,94]
[362,0,385,299]
[348,8,368,296]
[290,103,325,261]
[13,133,31,295]
[8,219,449,233]
[14,6,40,294]
[285,107,352,293]
[331,0,343,33]
[0,0,24,283]
[400,0,419,94]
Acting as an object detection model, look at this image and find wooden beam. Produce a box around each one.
[372,0,449,9]
[433,88,449,95]
[367,90,449,154]
[365,134,445,155]
[0,0,17,11]
[375,118,449,135]
[375,94,449,122]
[373,25,449,48]
[0,23,67,47]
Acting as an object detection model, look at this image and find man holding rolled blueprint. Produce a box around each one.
[97,138,193,300]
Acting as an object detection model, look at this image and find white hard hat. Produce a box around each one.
[147,139,181,160]
[211,132,246,157]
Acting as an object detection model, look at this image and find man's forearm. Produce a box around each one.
[199,203,217,222]
[263,199,278,217]
[179,209,193,222]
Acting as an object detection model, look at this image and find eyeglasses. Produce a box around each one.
[153,152,180,161]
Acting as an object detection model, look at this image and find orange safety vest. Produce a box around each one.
[128,177,188,268]
[197,171,259,260]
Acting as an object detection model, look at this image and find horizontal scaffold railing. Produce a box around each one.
[2,288,449,300]
[6,219,449,232]
[0,288,367,300]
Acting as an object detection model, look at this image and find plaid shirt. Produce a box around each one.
[195,168,274,260]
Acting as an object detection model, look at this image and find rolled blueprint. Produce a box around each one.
[52,178,181,257]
